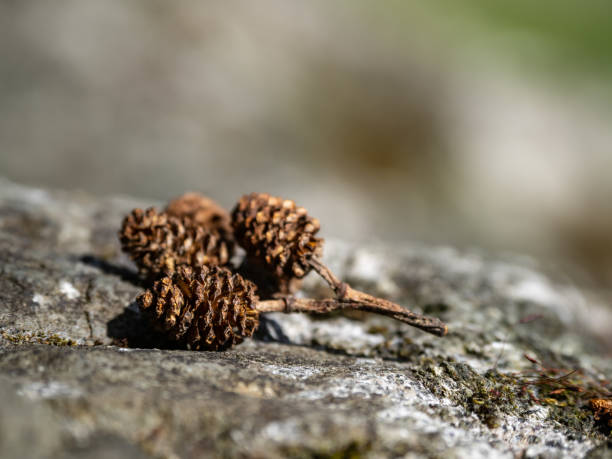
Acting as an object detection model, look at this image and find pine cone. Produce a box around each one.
[231,193,323,281]
[590,398,612,427]
[137,265,260,350]
[119,207,232,280]
[165,192,232,236]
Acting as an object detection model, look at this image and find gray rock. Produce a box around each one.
[0,177,610,458]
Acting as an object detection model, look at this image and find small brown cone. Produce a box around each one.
[137,265,260,350]
[165,192,232,235]
[231,193,323,285]
[589,398,612,428]
[119,207,232,280]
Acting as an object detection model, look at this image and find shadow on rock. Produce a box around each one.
[79,254,143,287]
[106,302,180,350]
[252,315,291,344]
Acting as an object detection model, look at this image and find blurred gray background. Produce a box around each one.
[2,1,612,291]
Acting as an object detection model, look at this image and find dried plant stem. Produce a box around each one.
[256,296,447,336]
[256,298,345,314]
[255,258,447,337]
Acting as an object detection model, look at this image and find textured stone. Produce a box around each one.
[0,177,611,458]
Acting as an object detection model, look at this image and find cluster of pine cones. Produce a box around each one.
[119,192,323,351]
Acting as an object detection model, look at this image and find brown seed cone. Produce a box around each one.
[165,192,232,236]
[119,207,232,280]
[231,193,323,282]
[590,398,612,427]
[137,265,260,350]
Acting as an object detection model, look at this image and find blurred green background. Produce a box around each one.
[2,1,612,293]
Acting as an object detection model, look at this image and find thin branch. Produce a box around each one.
[257,283,448,337]
[308,258,447,336]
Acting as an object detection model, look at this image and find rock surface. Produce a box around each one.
[0,177,611,458]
